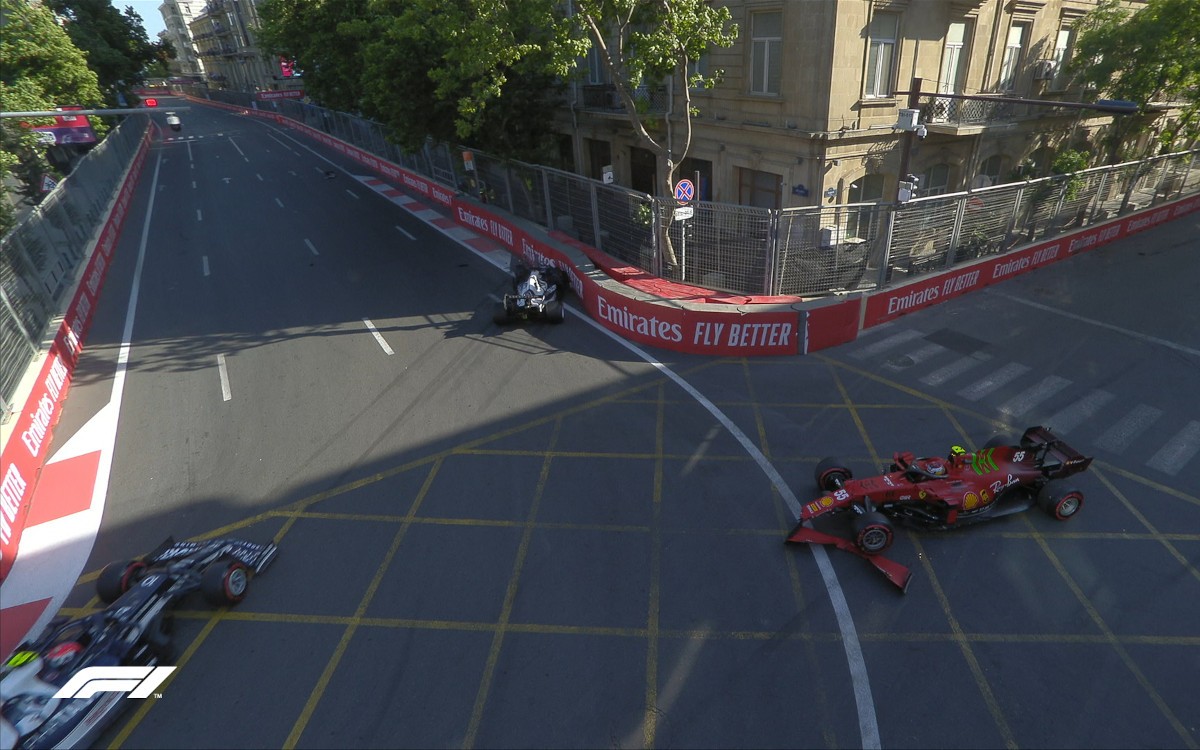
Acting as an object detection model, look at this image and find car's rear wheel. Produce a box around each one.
[1037,482,1083,520]
[492,304,510,325]
[97,560,147,604]
[201,560,250,606]
[852,512,894,555]
[545,299,565,323]
[814,457,852,491]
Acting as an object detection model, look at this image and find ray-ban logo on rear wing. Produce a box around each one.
[52,666,176,699]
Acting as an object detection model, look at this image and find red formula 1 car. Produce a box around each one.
[786,426,1093,591]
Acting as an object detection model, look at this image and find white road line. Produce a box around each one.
[345,189,359,199]
[196,209,202,222]
[395,225,416,240]
[216,354,232,401]
[919,352,992,386]
[187,141,193,164]
[192,180,196,189]
[275,197,284,208]
[850,329,925,360]
[304,238,319,256]
[1045,389,1115,434]
[202,255,210,277]
[883,341,947,370]
[256,173,264,181]
[1147,421,1200,475]
[988,291,1200,359]
[229,136,248,162]
[314,166,324,173]
[362,318,394,355]
[997,375,1072,417]
[250,112,880,747]
[1095,404,1162,452]
[957,362,1031,401]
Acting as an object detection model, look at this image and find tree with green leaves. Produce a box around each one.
[555,0,737,267]
[1070,0,1200,160]
[255,0,374,115]
[1,0,105,234]
[46,0,171,103]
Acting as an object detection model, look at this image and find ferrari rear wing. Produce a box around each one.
[1021,426,1093,477]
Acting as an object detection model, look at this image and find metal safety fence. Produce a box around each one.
[191,88,1198,302]
[1,117,149,421]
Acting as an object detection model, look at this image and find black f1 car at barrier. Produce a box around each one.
[0,537,277,750]
[493,261,569,325]
[786,426,1093,591]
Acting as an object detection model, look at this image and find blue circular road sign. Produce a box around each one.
[674,179,695,203]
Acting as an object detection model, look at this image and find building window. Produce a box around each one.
[974,154,1007,188]
[750,11,782,95]
[1051,27,1073,90]
[998,23,1028,92]
[688,54,710,89]
[738,167,781,209]
[865,12,898,98]
[585,46,605,85]
[846,174,885,238]
[939,22,968,96]
[922,164,951,196]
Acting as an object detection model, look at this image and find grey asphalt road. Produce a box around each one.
[41,97,1198,750]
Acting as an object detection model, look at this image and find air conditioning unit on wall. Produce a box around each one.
[1033,59,1056,81]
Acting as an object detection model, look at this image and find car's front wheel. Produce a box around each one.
[201,560,250,606]
[814,457,852,491]
[852,512,894,555]
[1037,482,1083,520]
[97,560,147,604]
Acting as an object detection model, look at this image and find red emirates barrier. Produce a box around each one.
[863,194,1200,329]
[0,129,151,583]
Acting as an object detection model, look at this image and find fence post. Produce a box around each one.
[589,181,603,255]
[1150,156,1171,205]
[946,196,967,266]
[0,285,40,357]
[542,170,555,230]
[762,209,779,295]
[1089,171,1109,224]
[875,208,897,289]
[503,165,515,214]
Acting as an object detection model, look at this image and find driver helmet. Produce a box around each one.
[522,273,543,297]
[45,641,83,672]
[925,458,948,476]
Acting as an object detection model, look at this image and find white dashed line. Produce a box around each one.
[275,197,284,208]
[1045,389,1115,434]
[1095,404,1162,452]
[256,173,264,181]
[346,189,359,199]
[196,209,202,222]
[362,319,394,355]
[202,256,210,277]
[216,354,232,401]
[850,329,925,360]
[919,353,992,386]
[997,375,1072,417]
[395,225,416,240]
[957,362,1031,401]
[1146,421,1200,475]
[304,239,319,256]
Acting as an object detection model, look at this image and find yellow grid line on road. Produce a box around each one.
[640,382,666,749]
[832,366,1020,750]
[50,604,1200,649]
[1021,511,1198,749]
[463,417,562,749]
[283,457,444,749]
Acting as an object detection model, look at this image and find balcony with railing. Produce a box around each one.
[579,83,670,116]
[922,95,1077,135]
